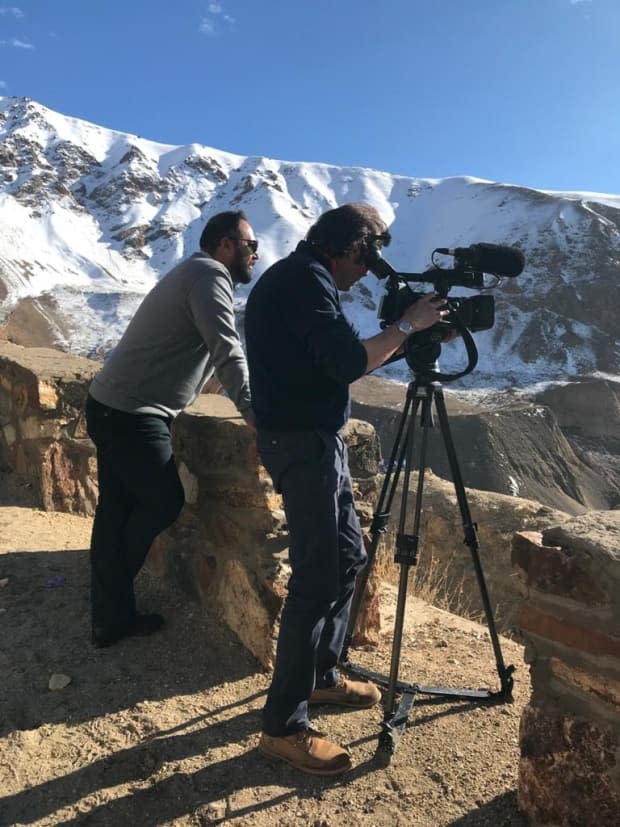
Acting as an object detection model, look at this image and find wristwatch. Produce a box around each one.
[397,319,416,336]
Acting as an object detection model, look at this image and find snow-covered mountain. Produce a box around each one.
[1,96,618,387]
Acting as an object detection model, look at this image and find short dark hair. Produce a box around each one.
[306,203,388,258]
[199,210,248,255]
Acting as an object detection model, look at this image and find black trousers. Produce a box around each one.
[85,395,185,630]
[256,428,367,736]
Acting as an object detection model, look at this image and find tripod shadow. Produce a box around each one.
[340,694,499,758]
[0,699,261,825]
[1,697,384,827]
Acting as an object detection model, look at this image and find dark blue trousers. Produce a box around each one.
[257,428,367,736]
[86,396,185,630]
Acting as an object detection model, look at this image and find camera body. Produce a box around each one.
[366,240,523,380]
[378,280,495,347]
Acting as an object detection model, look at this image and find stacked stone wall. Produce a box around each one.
[0,341,99,514]
[512,512,620,826]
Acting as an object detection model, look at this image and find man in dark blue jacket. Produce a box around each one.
[245,203,446,775]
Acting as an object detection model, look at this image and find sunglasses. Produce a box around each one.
[365,231,391,249]
[231,236,258,254]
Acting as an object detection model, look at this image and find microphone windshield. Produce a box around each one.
[454,243,525,278]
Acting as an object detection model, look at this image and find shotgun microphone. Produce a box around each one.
[435,243,525,278]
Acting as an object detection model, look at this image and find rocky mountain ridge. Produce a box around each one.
[1,95,619,386]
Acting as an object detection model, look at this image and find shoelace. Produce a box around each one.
[294,726,326,747]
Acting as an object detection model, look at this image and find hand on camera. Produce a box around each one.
[402,293,449,332]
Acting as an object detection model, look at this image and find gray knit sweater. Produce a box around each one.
[89,252,252,419]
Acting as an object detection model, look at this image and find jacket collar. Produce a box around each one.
[293,240,332,274]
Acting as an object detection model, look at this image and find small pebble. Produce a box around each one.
[206,801,227,821]
[49,673,72,691]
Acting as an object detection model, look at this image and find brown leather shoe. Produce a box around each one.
[309,675,381,708]
[258,729,352,776]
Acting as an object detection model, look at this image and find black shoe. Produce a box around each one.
[92,613,165,648]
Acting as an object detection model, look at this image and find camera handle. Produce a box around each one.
[341,378,514,757]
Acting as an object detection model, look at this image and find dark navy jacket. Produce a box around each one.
[245,241,368,431]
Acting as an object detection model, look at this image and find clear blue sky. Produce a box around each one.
[1,0,618,193]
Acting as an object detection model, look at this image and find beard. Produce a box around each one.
[230,251,254,285]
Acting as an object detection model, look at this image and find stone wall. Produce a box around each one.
[148,396,382,668]
[512,512,620,826]
[0,341,99,514]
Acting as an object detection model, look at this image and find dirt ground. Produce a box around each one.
[0,470,529,827]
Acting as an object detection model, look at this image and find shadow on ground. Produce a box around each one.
[0,545,261,737]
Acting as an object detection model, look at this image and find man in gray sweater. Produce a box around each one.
[86,210,258,647]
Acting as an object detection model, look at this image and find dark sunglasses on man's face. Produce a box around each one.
[365,231,391,249]
[230,236,258,254]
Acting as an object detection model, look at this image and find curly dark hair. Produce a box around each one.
[306,203,388,258]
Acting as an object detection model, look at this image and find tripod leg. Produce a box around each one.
[384,387,434,715]
[433,388,514,697]
[376,387,438,757]
[341,386,418,664]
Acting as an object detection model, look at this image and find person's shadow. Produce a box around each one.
[0,543,263,736]
[0,538,284,825]
[0,687,386,826]
[1,700,257,825]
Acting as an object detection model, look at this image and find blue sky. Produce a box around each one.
[1,0,618,194]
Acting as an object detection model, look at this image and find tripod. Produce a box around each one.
[341,375,515,756]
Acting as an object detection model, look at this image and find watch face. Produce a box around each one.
[399,320,413,333]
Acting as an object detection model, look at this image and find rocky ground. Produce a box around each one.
[0,470,529,827]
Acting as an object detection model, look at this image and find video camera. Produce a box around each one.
[363,238,525,381]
